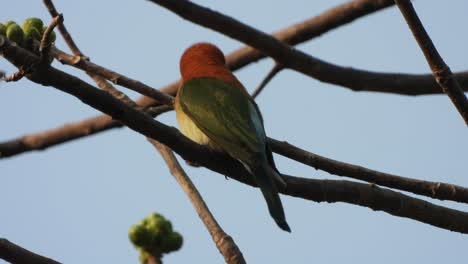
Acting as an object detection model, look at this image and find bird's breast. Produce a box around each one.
[175,102,221,151]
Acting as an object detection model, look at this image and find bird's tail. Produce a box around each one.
[251,160,291,232]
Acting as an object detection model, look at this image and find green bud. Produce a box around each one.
[146,214,170,237]
[6,23,24,45]
[24,27,41,41]
[0,24,6,36]
[50,30,56,43]
[129,224,152,249]
[130,213,182,262]
[161,232,183,252]
[4,21,15,28]
[23,18,43,33]
[42,26,56,43]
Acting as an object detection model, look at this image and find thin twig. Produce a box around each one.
[251,63,283,98]
[394,0,468,125]
[43,0,84,56]
[39,14,62,61]
[152,142,246,264]
[146,105,174,116]
[42,0,138,108]
[1,40,468,234]
[52,47,174,105]
[0,238,61,264]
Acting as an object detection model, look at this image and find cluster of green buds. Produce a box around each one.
[0,18,56,57]
[129,213,183,263]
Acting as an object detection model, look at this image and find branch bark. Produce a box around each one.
[1,39,467,234]
[43,0,139,107]
[152,142,246,264]
[51,47,173,105]
[147,0,468,95]
[0,238,61,264]
[270,139,468,204]
[394,0,468,125]
[251,63,283,98]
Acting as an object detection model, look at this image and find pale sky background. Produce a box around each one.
[1,1,467,263]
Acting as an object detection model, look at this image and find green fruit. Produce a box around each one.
[0,24,6,36]
[50,30,56,42]
[4,21,15,28]
[161,232,183,252]
[6,23,24,45]
[129,225,152,249]
[24,27,41,41]
[22,17,43,33]
[146,214,170,237]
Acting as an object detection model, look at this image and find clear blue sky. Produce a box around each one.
[1,1,467,263]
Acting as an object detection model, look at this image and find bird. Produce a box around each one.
[174,42,290,232]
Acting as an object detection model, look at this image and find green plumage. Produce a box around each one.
[179,78,265,161]
[179,78,290,232]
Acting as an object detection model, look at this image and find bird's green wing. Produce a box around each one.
[179,78,266,162]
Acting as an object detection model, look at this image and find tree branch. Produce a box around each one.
[1,38,467,234]
[0,238,61,264]
[251,63,283,99]
[147,0,468,96]
[39,15,62,60]
[152,142,246,264]
[51,47,173,106]
[394,0,468,125]
[270,138,468,204]
[226,0,397,70]
[42,0,138,108]
[43,0,83,56]
[282,175,468,234]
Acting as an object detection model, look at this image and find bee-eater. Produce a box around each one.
[175,43,290,232]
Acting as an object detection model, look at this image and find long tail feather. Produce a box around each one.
[251,160,291,232]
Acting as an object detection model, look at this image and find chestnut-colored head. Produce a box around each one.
[180,43,226,76]
[179,43,243,89]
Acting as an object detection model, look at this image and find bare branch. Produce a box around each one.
[269,138,468,204]
[52,47,174,106]
[152,142,246,264]
[43,0,84,56]
[282,175,468,234]
[0,238,61,264]
[394,0,468,125]
[227,0,395,70]
[146,105,173,116]
[1,39,467,234]
[251,63,283,99]
[148,0,468,96]
[41,1,140,107]
[39,14,62,61]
